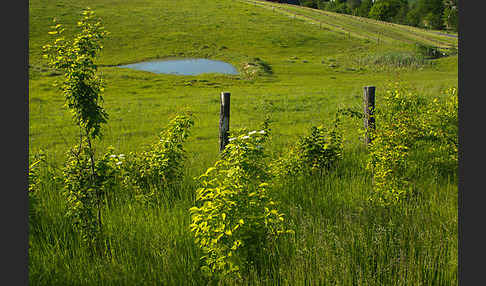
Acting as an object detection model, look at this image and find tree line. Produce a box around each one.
[268,0,458,32]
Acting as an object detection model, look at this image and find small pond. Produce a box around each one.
[118,58,239,75]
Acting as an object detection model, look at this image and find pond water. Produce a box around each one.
[118,58,239,75]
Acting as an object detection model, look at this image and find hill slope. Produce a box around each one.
[241,0,457,49]
[29,0,458,161]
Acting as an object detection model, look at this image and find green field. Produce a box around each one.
[29,0,458,284]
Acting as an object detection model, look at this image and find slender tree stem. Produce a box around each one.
[85,131,102,233]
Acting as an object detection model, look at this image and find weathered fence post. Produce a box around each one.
[219,92,231,152]
[363,86,376,146]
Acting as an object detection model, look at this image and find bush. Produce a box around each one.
[415,43,443,59]
[425,87,458,173]
[190,124,292,281]
[63,140,110,249]
[123,113,194,202]
[366,84,458,205]
[271,112,343,178]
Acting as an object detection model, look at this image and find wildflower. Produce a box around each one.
[242,135,250,139]
[258,130,266,134]
[109,154,117,158]
[118,154,125,159]
[229,137,237,142]
[248,131,257,135]
[116,161,122,166]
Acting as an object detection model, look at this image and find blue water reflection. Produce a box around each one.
[118,58,239,75]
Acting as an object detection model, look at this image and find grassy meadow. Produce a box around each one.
[29,0,458,284]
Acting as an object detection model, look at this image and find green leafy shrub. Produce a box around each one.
[189,124,292,280]
[271,112,343,178]
[63,140,109,249]
[62,145,124,249]
[63,145,124,248]
[123,113,194,202]
[95,147,127,205]
[366,85,428,205]
[366,84,458,205]
[423,87,458,173]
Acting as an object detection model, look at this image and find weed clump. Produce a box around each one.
[271,112,343,179]
[359,51,430,71]
[241,57,273,79]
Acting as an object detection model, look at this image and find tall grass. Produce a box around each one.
[358,51,430,71]
[29,144,457,285]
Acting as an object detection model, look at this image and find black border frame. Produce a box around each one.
[20,0,470,285]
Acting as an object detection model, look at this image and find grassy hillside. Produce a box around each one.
[28,0,457,284]
[29,0,457,164]
[241,0,457,49]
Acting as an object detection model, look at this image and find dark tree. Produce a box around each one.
[393,2,410,24]
[347,0,362,10]
[406,2,422,27]
[299,0,319,9]
[416,0,445,29]
[368,0,407,22]
[442,0,458,31]
[357,0,373,17]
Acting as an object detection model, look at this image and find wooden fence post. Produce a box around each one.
[363,86,376,146]
[219,92,231,152]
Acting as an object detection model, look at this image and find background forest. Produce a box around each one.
[270,0,458,32]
